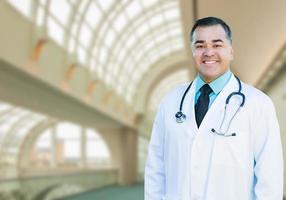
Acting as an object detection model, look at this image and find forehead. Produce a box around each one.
[192,25,228,42]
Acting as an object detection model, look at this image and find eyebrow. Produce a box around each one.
[212,39,224,43]
[194,39,224,45]
[194,40,204,45]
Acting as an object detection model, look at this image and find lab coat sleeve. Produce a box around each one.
[253,98,284,200]
[144,102,166,200]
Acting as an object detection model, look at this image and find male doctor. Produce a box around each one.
[144,16,284,200]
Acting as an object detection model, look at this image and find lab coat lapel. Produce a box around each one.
[186,75,238,199]
[181,80,199,137]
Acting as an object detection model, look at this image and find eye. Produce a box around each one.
[214,44,223,48]
[195,45,203,49]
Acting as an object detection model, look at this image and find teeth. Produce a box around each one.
[204,61,216,64]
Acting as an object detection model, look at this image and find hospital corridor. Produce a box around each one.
[0,0,285,199]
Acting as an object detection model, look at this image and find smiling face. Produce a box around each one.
[191,25,234,83]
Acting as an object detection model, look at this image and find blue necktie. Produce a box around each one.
[195,84,213,127]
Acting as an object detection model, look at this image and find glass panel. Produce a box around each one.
[17,115,46,138]
[7,0,32,18]
[116,48,127,64]
[141,0,160,9]
[170,38,184,50]
[63,140,80,159]
[86,129,110,160]
[47,17,64,45]
[0,109,28,134]
[77,46,87,64]
[56,122,80,140]
[159,47,172,57]
[113,13,128,33]
[56,122,81,160]
[104,30,116,48]
[97,0,114,12]
[79,24,92,48]
[148,69,190,111]
[85,2,102,29]
[99,46,108,64]
[31,128,52,167]
[155,33,169,45]
[149,14,164,28]
[36,129,52,149]
[125,34,137,49]
[49,0,71,25]
[136,23,149,38]
[169,28,182,37]
[125,1,142,18]
[144,40,156,52]
[164,8,180,21]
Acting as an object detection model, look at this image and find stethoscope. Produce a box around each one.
[175,75,245,137]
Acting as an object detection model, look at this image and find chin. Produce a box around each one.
[199,69,220,82]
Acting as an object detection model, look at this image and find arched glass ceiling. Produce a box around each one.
[33,123,111,168]
[148,68,190,112]
[6,0,185,103]
[0,101,46,169]
[0,101,112,178]
[0,103,46,151]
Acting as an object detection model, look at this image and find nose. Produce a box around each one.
[203,47,215,57]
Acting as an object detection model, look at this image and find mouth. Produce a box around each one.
[202,60,218,64]
[202,60,218,65]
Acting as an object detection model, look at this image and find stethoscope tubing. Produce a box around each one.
[175,75,245,137]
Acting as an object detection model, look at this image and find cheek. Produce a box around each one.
[221,50,233,61]
[192,52,202,62]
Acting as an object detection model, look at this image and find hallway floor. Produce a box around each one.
[61,183,144,200]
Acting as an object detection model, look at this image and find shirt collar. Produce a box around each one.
[195,70,232,95]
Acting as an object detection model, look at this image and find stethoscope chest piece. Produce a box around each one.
[175,111,186,123]
[174,75,245,137]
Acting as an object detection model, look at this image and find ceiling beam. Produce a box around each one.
[0,58,132,130]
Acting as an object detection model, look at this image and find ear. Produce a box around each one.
[230,46,234,60]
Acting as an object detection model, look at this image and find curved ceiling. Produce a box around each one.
[6,0,186,104]
[5,0,286,116]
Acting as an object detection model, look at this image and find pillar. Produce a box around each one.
[118,128,138,185]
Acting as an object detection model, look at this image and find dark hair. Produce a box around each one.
[190,16,232,42]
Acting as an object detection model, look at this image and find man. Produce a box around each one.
[144,17,283,200]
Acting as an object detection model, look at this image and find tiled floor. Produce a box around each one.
[62,183,144,200]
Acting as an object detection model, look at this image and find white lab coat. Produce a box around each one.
[144,74,283,200]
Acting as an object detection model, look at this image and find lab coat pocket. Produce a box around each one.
[209,131,252,199]
[213,130,250,168]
